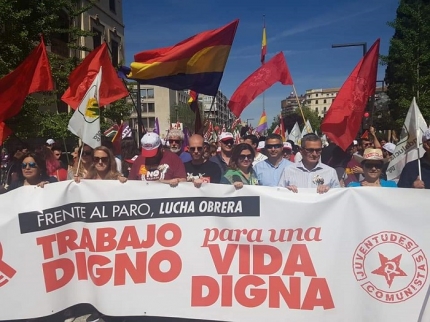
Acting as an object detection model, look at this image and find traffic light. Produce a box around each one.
[362,112,371,130]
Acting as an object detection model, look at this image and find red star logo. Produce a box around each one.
[371,252,407,288]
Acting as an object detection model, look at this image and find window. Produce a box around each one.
[148,103,155,113]
[143,117,156,129]
[316,94,319,97]
[315,108,318,113]
[147,88,154,98]
[109,0,116,13]
[323,107,327,113]
[111,39,119,67]
[92,28,102,49]
[323,99,327,104]
[315,100,319,104]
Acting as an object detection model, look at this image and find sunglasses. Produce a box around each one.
[266,144,283,150]
[22,162,37,169]
[169,139,182,144]
[82,150,92,156]
[238,154,253,161]
[303,148,322,154]
[364,162,383,169]
[363,143,373,147]
[189,147,203,152]
[93,156,109,163]
[221,140,234,146]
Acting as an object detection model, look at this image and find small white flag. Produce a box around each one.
[301,119,313,138]
[68,67,102,149]
[290,122,301,145]
[386,97,428,181]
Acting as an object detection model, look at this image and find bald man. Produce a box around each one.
[184,134,222,187]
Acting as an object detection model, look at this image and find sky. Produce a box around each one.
[122,0,399,127]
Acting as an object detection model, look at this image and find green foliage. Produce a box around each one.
[268,116,279,134]
[170,103,202,133]
[0,0,99,141]
[101,98,134,131]
[381,0,430,128]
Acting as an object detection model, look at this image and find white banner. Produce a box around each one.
[0,182,430,321]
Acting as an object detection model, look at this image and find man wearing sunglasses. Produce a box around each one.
[254,134,293,186]
[166,129,192,163]
[210,132,235,173]
[184,134,221,187]
[278,133,340,193]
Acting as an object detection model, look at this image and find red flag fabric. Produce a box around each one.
[321,39,380,151]
[0,122,12,145]
[112,122,125,156]
[279,115,286,141]
[0,36,53,121]
[61,43,128,109]
[188,91,203,134]
[228,52,293,117]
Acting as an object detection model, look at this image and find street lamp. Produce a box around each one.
[331,42,367,57]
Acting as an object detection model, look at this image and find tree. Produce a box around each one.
[170,103,201,133]
[381,0,430,128]
[282,107,321,134]
[0,0,96,140]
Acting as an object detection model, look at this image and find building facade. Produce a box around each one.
[305,88,338,118]
[128,84,189,139]
[199,90,235,129]
[281,92,307,117]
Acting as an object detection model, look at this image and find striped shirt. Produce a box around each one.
[278,160,340,188]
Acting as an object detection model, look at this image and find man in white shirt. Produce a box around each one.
[243,134,267,166]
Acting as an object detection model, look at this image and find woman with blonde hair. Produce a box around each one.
[74,146,126,183]
[68,144,93,179]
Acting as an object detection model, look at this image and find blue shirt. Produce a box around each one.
[254,158,293,186]
[348,179,397,187]
[179,151,192,163]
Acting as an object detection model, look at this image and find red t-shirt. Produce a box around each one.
[128,150,186,181]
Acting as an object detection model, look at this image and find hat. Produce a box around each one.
[46,139,55,145]
[422,129,430,143]
[141,133,161,158]
[353,148,388,164]
[283,142,292,150]
[382,143,396,154]
[218,132,234,141]
[257,141,265,151]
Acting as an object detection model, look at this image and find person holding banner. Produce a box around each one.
[220,143,258,189]
[278,133,340,193]
[347,149,397,187]
[398,129,430,189]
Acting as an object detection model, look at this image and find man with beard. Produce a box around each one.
[167,129,191,163]
[128,132,186,187]
[254,134,293,186]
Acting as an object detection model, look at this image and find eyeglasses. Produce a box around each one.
[189,147,203,152]
[238,154,253,161]
[21,162,37,169]
[303,148,322,154]
[169,139,182,144]
[266,144,283,150]
[221,140,234,146]
[93,157,109,163]
[364,162,383,169]
[82,150,92,156]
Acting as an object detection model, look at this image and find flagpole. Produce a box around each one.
[291,84,308,129]
[262,14,266,114]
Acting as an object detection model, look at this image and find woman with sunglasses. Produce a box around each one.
[3,152,57,192]
[74,146,127,183]
[67,144,93,179]
[347,149,397,187]
[220,143,258,189]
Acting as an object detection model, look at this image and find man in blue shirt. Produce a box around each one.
[254,134,293,186]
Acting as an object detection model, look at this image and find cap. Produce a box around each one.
[283,142,292,150]
[140,133,161,158]
[218,132,234,141]
[423,129,430,143]
[46,139,55,145]
[382,143,396,154]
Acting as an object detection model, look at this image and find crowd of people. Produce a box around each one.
[1,125,429,194]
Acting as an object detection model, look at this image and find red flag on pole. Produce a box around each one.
[228,52,293,117]
[279,115,286,141]
[61,43,128,109]
[0,36,53,121]
[321,39,380,151]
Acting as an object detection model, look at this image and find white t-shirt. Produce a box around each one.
[253,152,268,166]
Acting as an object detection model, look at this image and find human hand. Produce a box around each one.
[233,181,243,190]
[286,185,298,193]
[169,178,180,187]
[352,166,364,174]
[193,178,203,188]
[413,176,425,189]
[316,184,330,194]
[73,175,81,183]
[118,175,127,183]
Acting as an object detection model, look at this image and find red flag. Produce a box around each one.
[228,52,293,117]
[272,125,280,135]
[321,39,380,151]
[61,43,128,109]
[0,122,12,145]
[112,122,125,156]
[188,91,203,134]
[279,115,286,141]
[0,36,53,121]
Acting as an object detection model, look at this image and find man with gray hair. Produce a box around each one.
[167,129,191,163]
[278,133,340,194]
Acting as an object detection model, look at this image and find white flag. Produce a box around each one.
[290,122,301,145]
[68,67,102,149]
[386,97,428,181]
[301,119,313,138]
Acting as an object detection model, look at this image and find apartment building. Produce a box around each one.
[306,88,339,118]
[199,90,235,129]
[281,92,307,117]
[128,84,189,138]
